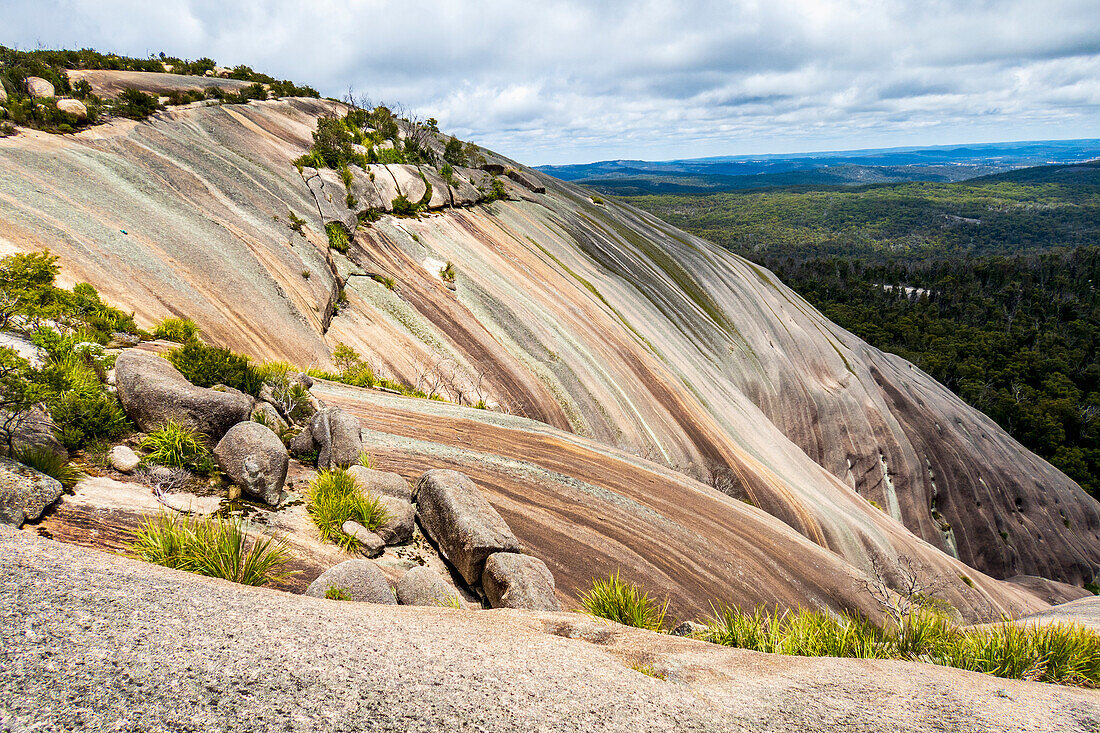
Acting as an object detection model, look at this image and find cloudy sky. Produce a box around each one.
[5,1,1100,164]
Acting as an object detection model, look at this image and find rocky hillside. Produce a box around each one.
[1,70,1098,621]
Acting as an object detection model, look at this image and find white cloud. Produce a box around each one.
[4,0,1099,163]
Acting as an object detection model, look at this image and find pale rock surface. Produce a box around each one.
[395,565,460,606]
[341,520,385,556]
[56,98,87,120]
[375,494,414,544]
[24,77,54,98]
[347,466,412,501]
[415,468,521,585]
[108,445,140,473]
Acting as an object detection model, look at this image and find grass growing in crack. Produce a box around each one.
[126,512,295,586]
[140,420,214,474]
[13,445,82,490]
[628,662,666,680]
[579,570,668,631]
[306,468,390,551]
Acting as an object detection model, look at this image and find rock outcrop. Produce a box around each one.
[341,520,385,557]
[415,469,522,585]
[304,559,396,604]
[0,457,63,527]
[213,421,288,505]
[375,494,414,544]
[347,466,412,501]
[56,98,88,119]
[24,77,54,98]
[108,445,140,473]
[482,552,561,611]
[114,350,251,441]
[396,566,460,606]
[294,406,362,469]
[1,406,66,460]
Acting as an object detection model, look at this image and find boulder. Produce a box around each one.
[289,428,316,459]
[341,521,385,557]
[447,170,482,206]
[376,495,415,544]
[108,445,140,473]
[305,559,396,604]
[0,457,63,527]
[396,566,460,607]
[56,98,88,120]
[349,164,395,212]
[481,552,561,611]
[347,466,412,502]
[25,77,55,98]
[114,350,251,441]
[0,84,6,103]
[505,168,546,194]
[213,422,288,505]
[308,406,362,469]
[251,403,288,434]
[414,469,521,585]
[1,407,66,460]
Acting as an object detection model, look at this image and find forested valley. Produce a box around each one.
[625,162,1100,496]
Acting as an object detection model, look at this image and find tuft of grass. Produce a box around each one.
[358,451,374,469]
[435,594,463,609]
[326,222,350,254]
[306,468,390,551]
[628,662,666,680]
[579,570,668,631]
[325,585,352,601]
[440,261,456,283]
[126,512,295,586]
[140,420,214,474]
[370,273,395,290]
[153,317,200,343]
[705,603,1100,687]
[13,445,82,490]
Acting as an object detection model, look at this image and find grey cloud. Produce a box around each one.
[3,0,1099,163]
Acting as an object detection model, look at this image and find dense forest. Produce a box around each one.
[626,163,1100,496]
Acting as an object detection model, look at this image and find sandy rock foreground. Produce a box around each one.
[1,526,1096,733]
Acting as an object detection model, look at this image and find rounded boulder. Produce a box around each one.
[305,560,396,604]
[214,422,288,505]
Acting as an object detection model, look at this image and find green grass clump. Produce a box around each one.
[166,341,262,396]
[13,445,82,490]
[153,317,200,343]
[325,585,352,600]
[326,222,350,254]
[126,512,295,586]
[579,570,668,631]
[140,420,213,473]
[705,603,1100,687]
[305,468,390,551]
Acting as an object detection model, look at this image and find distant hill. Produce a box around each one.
[539,139,1100,194]
[967,159,1100,186]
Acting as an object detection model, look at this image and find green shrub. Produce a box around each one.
[326,222,350,254]
[113,88,161,120]
[325,586,352,601]
[440,262,456,283]
[390,194,418,217]
[483,177,509,203]
[49,388,130,450]
[153,317,200,343]
[370,274,395,290]
[13,445,82,490]
[306,468,390,551]
[126,512,295,586]
[166,341,262,396]
[287,211,307,234]
[579,570,668,631]
[140,420,213,473]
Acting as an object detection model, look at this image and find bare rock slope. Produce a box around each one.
[0,86,1097,598]
[3,528,1097,733]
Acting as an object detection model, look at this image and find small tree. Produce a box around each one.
[0,347,44,453]
[858,553,948,627]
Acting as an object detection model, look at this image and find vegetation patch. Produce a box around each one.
[13,445,82,490]
[126,511,295,587]
[140,420,214,474]
[579,570,668,631]
[305,468,390,551]
[166,341,262,396]
[153,317,200,343]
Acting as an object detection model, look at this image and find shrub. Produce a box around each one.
[13,445,82,490]
[483,177,509,203]
[113,88,161,120]
[579,570,668,631]
[140,420,213,473]
[287,211,307,234]
[325,222,350,254]
[166,341,262,396]
[126,512,295,586]
[306,468,390,551]
[390,194,418,217]
[325,586,352,601]
[49,388,130,450]
[440,262,456,283]
[153,317,200,343]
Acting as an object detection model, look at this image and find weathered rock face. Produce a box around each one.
[395,566,459,606]
[213,422,288,505]
[56,99,88,120]
[482,552,561,611]
[415,469,521,585]
[114,350,251,441]
[347,466,412,502]
[24,77,55,98]
[341,521,385,557]
[305,559,396,604]
[0,457,63,527]
[1,90,1097,606]
[375,495,414,544]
